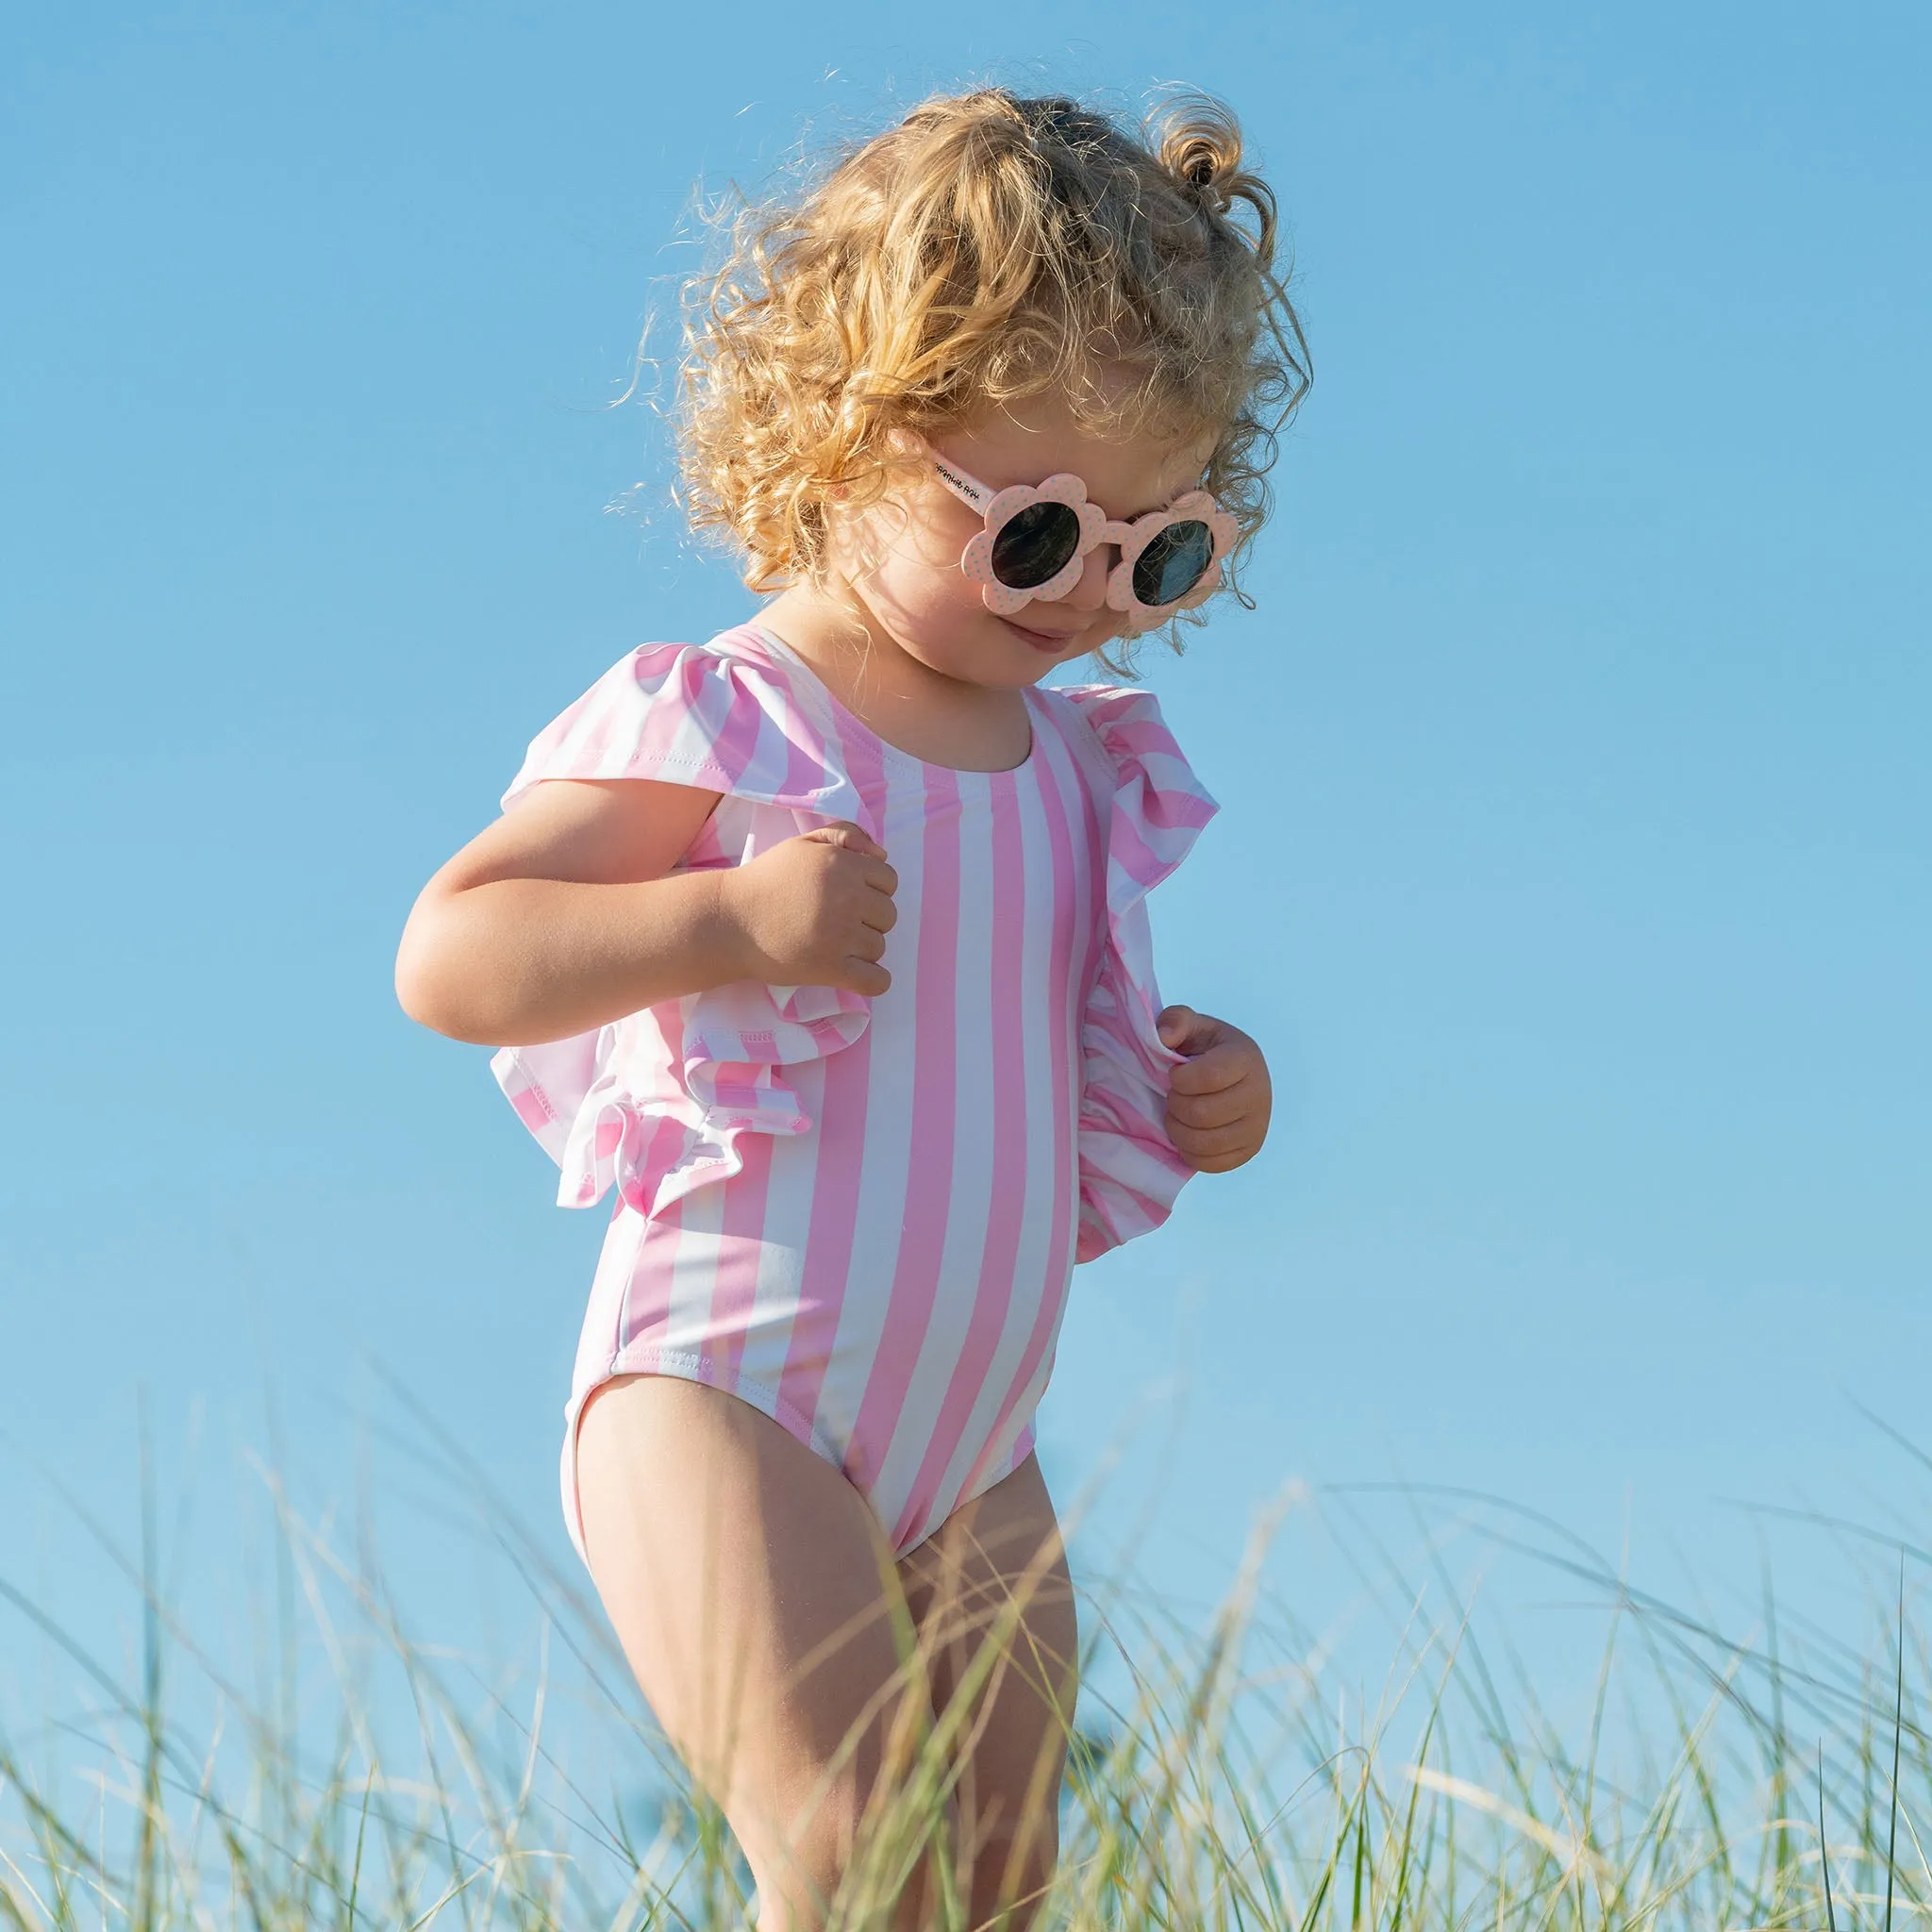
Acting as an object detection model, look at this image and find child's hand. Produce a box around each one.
[1156,1006,1272,1174]
[723,823,899,996]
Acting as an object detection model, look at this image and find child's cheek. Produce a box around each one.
[843,535,979,667]
[896,533,987,622]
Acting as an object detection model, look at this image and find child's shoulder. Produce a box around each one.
[588,621,815,698]
[1034,678,1219,898]
[1037,679,1214,812]
[1043,677,1175,747]
[502,623,858,820]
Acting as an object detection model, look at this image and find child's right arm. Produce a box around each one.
[395,777,897,1048]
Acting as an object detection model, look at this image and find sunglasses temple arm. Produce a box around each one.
[929,456,998,517]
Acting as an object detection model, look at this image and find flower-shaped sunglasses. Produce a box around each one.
[926,446,1239,625]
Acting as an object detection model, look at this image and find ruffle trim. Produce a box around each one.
[1053,684,1220,1261]
[491,632,872,1212]
[492,979,869,1216]
[500,631,874,831]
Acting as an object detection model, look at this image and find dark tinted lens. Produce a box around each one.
[990,501,1083,589]
[1131,520,1214,608]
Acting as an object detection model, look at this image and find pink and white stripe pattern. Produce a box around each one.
[491,625,1217,1560]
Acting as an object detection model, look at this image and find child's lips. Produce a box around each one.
[999,615,1085,654]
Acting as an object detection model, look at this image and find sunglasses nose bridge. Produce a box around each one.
[1037,513,1128,599]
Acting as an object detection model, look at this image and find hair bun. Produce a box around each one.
[1154,96,1244,213]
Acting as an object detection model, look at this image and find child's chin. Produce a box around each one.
[903,632,1043,690]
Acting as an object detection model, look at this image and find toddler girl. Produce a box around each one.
[398,85,1304,1932]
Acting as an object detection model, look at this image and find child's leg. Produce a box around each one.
[898,1457,1077,1932]
[575,1374,952,1932]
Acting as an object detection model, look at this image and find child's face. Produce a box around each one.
[834,389,1221,690]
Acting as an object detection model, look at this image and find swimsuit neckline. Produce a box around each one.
[743,624,1040,781]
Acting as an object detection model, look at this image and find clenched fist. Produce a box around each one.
[1157,1005,1272,1173]
[720,822,899,997]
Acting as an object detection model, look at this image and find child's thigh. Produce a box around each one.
[575,1374,921,1830]
[898,1457,1079,1847]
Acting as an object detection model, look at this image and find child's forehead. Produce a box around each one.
[939,393,1218,513]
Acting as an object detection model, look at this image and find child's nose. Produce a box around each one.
[1059,542,1112,612]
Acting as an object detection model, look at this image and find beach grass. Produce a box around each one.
[2,1420,1925,1930]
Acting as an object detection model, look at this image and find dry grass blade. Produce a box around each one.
[4,1433,1931,1929]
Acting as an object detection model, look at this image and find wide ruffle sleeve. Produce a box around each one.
[1058,684,1220,1262]
[488,635,873,1215]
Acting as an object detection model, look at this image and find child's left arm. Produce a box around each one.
[1156,1005,1273,1174]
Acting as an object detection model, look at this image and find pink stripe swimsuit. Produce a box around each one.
[491,625,1217,1560]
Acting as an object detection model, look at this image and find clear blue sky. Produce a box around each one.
[4,1,1928,1674]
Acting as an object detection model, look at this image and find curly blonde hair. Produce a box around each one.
[675,87,1308,654]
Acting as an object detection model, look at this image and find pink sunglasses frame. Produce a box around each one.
[925,447,1240,625]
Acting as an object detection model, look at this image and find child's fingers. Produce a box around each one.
[1167,1041,1256,1096]
[804,821,890,861]
[1174,1144,1254,1175]
[1165,1082,1253,1132]
[1155,1003,1213,1054]
[1168,1116,1260,1165]
[842,957,892,997]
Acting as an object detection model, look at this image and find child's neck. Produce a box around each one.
[754,582,1036,774]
